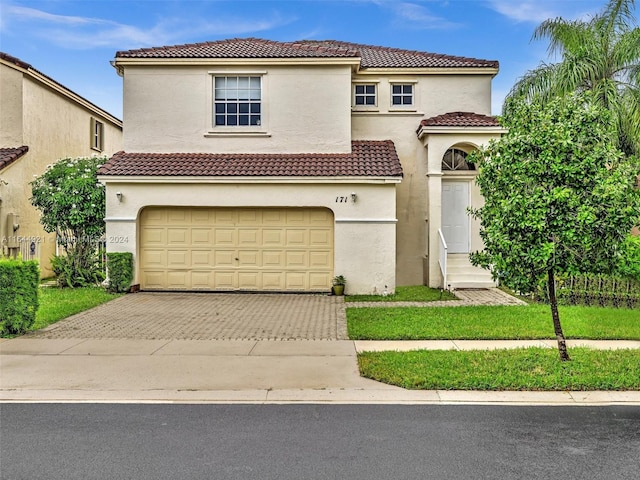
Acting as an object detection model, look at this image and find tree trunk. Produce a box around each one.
[547,268,570,361]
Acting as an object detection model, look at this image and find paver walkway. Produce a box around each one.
[347,287,527,308]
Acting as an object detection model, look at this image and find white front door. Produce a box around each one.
[441,181,470,253]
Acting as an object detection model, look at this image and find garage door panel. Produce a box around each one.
[141,249,165,266]
[141,228,165,244]
[167,228,189,245]
[213,271,236,289]
[286,251,307,267]
[285,272,306,290]
[286,229,308,246]
[167,271,189,289]
[167,250,189,266]
[139,207,333,291]
[262,272,285,290]
[191,250,213,266]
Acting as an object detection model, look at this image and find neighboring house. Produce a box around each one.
[0,52,123,277]
[99,38,505,294]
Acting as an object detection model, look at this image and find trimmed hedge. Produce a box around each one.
[0,258,39,336]
[106,252,134,293]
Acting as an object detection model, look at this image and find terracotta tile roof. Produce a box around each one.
[98,141,403,178]
[0,146,29,170]
[419,112,501,128]
[116,38,498,69]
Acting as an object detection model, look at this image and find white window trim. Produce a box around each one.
[90,117,104,152]
[352,80,380,111]
[389,81,418,112]
[206,71,268,135]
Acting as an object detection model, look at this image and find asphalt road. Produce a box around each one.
[1,404,639,480]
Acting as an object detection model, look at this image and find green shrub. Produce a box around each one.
[0,258,39,336]
[536,273,640,308]
[617,235,640,281]
[52,250,105,288]
[106,252,133,293]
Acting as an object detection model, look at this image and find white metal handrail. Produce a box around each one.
[437,228,448,290]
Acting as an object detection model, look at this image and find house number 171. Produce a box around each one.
[335,196,349,203]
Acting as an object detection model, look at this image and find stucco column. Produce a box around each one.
[426,172,443,288]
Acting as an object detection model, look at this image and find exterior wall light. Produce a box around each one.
[116,191,123,202]
[351,192,357,203]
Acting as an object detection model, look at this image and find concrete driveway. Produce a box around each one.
[26,292,348,341]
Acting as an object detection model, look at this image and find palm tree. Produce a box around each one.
[506,0,640,156]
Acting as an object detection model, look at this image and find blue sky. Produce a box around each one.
[1,0,608,118]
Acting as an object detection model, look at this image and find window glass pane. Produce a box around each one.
[239,103,249,113]
[403,85,412,94]
[227,115,237,126]
[392,96,401,105]
[215,77,226,89]
[355,96,364,105]
[227,103,237,114]
[365,96,375,105]
[239,115,249,125]
[249,89,261,100]
[250,103,261,113]
[214,89,226,100]
[365,85,375,94]
[226,77,238,89]
[250,116,261,126]
[355,85,365,94]
[238,89,249,100]
[215,115,225,125]
[215,103,225,113]
[238,77,249,88]
[392,85,401,94]
[250,77,261,89]
[403,96,412,105]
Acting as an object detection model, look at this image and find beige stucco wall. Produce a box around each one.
[351,73,494,286]
[0,61,122,276]
[122,64,352,154]
[102,180,398,294]
[421,132,502,287]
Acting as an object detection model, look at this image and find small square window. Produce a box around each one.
[391,84,413,107]
[354,83,376,107]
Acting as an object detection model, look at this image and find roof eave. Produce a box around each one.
[113,57,362,69]
[356,66,499,76]
[416,125,507,138]
[97,175,402,184]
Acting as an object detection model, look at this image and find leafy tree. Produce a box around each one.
[31,156,107,287]
[469,93,640,361]
[506,0,640,156]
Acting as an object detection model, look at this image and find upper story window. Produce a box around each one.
[391,84,413,106]
[214,76,261,127]
[90,117,104,151]
[354,84,376,106]
[442,148,476,171]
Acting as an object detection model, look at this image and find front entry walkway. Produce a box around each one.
[27,293,347,341]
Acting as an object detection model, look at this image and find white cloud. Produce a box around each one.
[486,0,601,24]
[391,2,461,29]
[2,4,295,50]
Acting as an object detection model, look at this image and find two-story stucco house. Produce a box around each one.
[0,52,123,276]
[99,38,505,294]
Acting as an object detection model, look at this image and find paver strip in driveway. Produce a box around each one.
[27,293,347,341]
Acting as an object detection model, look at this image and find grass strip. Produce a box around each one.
[346,285,457,303]
[347,304,640,340]
[358,348,640,390]
[33,287,123,331]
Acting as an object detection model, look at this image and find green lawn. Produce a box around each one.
[32,287,123,332]
[347,304,640,340]
[346,285,457,303]
[358,348,640,390]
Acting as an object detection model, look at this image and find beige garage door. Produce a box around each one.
[139,207,334,291]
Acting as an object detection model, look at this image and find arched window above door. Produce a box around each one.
[442,148,476,171]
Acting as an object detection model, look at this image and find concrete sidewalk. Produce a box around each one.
[1,337,638,405]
